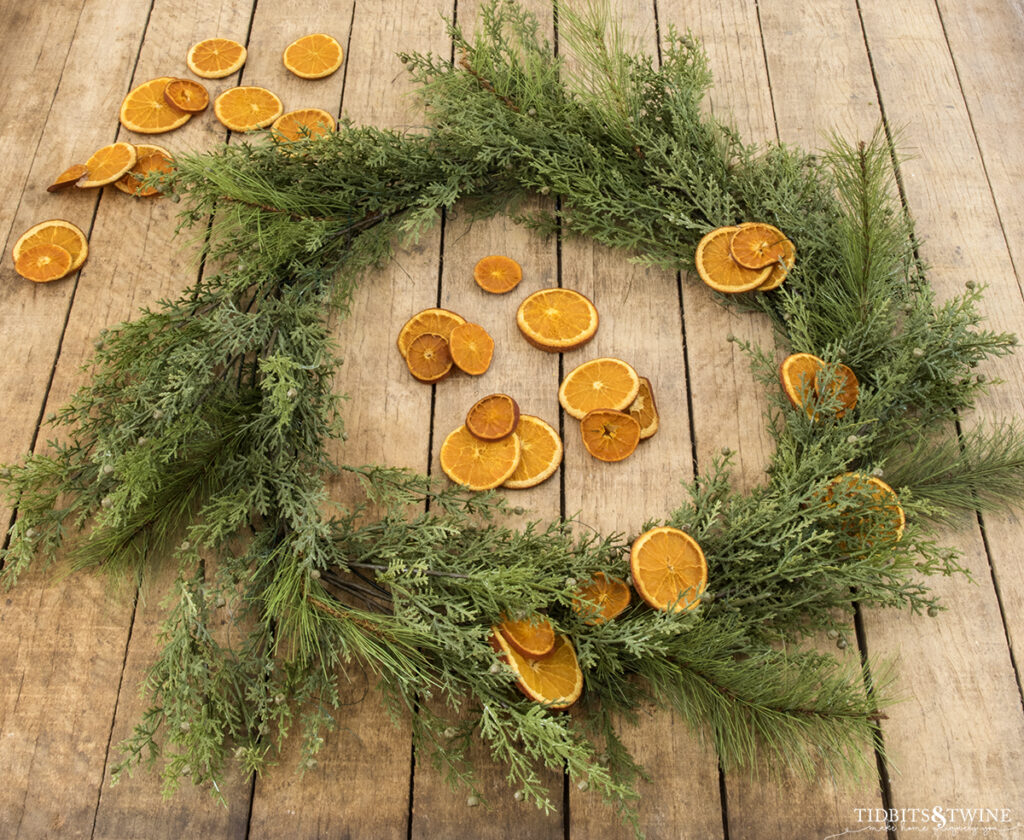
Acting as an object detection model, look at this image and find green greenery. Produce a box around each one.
[2,1,1022,833]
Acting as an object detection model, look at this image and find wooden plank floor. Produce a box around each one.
[1,0,1022,837]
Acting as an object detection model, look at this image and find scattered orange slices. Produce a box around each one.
[696,223,796,293]
[114,144,174,197]
[283,33,344,79]
[214,86,284,132]
[120,77,191,134]
[558,357,640,420]
[498,614,555,657]
[13,220,89,279]
[271,108,336,141]
[439,425,521,490]
[580,408,641,462]
[77,142,137,188]
[491,628,583,710]
[572,572,631,625]
[630,526,707,613]
[503,415,562,489]
[517,288,598,352]
[474,255,522,294]
[187,38,247,79]
[466,393,519,441]
[163,78,209,113]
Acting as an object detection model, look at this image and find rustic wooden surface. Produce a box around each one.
[1,0,1022,837]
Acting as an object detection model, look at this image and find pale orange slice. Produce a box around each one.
[77,142,138,188]
[465,393,519,441]
[439,425,521,490]
[405,333,452,383]
[120,77,192,134]
[516,288,598,352]
[214,86,283,132]
[695,226,771,293]
[13,220,88,270]
[14,243,72,283]
[163,78,209,113]
[448,322,494,375]
[283,33,344,79]
[396,308,466,359]
[731,222,790,269]
[572,572,631,625]
[630,526,707,613]
[187,38,247,79]
[271,108,336,141]
[498,614,555,657]
[758,236,796,291]
[491,629,583,710]
[627,376,659,439]
[580,408,641,462]
[503,415,562,489]
[558,357,640,420]
[114,144,173,197]
[474,255,522,294]
[47,164,87,192]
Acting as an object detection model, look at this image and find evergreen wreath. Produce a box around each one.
[3,2,1023,834]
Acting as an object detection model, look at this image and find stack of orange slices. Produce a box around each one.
[397,307,495,381]
[11,220,89,283]
[695,222,795,293]
[51,142,175,197]
[491,621,583,710]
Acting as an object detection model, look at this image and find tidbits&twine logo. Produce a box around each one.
[825,807,1021,836]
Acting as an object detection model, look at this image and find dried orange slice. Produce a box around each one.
[120,77,192,134]
[498,614,555,657]
[466,393,520,441]
[47,164,87,192]
[405,333,452,383]
[731,222,790,270]
[163,78,209,113]
[114,144,174,197]
[491,629,583,710]
[516,288,598,352]
[503,415,562,489]
[397,308,466,358]
[474,255,522,294]
[630,526,707,613]
[439,425,521,490]
[580,408,641,462]
[558,357,640,420]
[14,243,72,283]
[77,143,138,188]
[828,473,906,546]
[283,33,344,79]
[627,376,659,439]
[818,363,859,418]
[187,38,247,79]
[13,220,88,270]
[271,108,336,141]
[694,226,771,293]
[214,86,284,132]
[572,572,631,625]
[780,352,824,414]
[448,322,494,375]
[758,236,796,291]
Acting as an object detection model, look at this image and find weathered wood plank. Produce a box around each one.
[247,1,451,836]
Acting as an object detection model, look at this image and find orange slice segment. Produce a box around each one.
[14,243,72,283]
[13,220,88,270]
[558,357,640,420]
[271,108,336,141]
[731,223,790,270]
[439,425,521,491]
[758,236,796,291]
[114,144,174,197]
[572,572,631,625]
[187,38,247,79]
[120,77,192,134]
[283,33,344,79]
[627,376,659,439]
[580,409,641,462]
[77,143,138,188]
[214,86,284,132]
[448,322,494,375]
[405,333,452,383]
[465,393,520,441]
[498,614,555,657]
[503,415,562,489]
[396,308,466,359]
[47,164,87,192]
[630,526,707,613]
[695,226,771,293]
[163,78,209,113]
[491,629,583,710]
[779,352,824,414]
[516,288,598,352]
[474,255,522,294]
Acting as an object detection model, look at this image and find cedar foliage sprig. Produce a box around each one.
[2,1,1023,833]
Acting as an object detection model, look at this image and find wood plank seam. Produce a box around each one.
[751,0,781,141]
